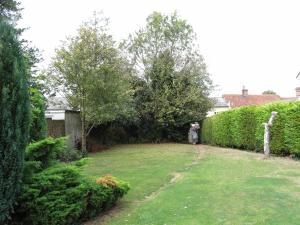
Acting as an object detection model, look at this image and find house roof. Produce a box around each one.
[223,94,281,108]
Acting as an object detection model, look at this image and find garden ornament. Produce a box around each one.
[188,122,200,145]
[263,111,278,158]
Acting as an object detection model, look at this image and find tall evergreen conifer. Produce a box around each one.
[0,21,30,222]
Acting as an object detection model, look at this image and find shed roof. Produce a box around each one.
[46,97,72,110]
[212,97,230,107]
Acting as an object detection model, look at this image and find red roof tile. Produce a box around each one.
[223,94,281,108]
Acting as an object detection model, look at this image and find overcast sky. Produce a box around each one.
[19,0,300,97]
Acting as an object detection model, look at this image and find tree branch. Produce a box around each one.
[86,122,96,137]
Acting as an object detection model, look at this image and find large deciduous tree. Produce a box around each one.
[124,12,213,141]
[49,15,132,152]
[0,21,30,222]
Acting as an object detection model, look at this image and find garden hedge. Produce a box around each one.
[201,101,300,156]
[201,117,213,144]
[285,102,300,156]
[211,110,233,147]
[231,106,257,150]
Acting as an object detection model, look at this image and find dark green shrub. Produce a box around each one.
[12,137,129,225]
[58,146,82,162]
[13,164,129,225]
[25,137,66,169]
[255,103,288,155]
[103,126,128,145]
[25,136,81,168]
[285,101,300,156]
[57,137,82,162]
[0,21,30,222]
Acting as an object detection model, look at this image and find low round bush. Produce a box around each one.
[12,137,129,225]
[13,164,129,225]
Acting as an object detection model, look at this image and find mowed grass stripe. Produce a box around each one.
[83,144,300,225]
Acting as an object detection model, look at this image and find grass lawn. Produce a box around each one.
[83,144,300,225]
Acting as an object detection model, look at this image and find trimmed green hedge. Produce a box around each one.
[211,111,233,147]
[201,101,300,156]
[231,106,257,150]
[201,117,213,144]
[285,102,300,156]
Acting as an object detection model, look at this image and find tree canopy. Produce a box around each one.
[0,0,21,21]
[49,14,132,151]
[262,90,277,95]
[124,12,213,141]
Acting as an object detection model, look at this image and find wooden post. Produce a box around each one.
[263,111,278,158]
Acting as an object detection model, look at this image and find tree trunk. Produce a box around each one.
[80,94,87,154]
[81,118,87,154]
